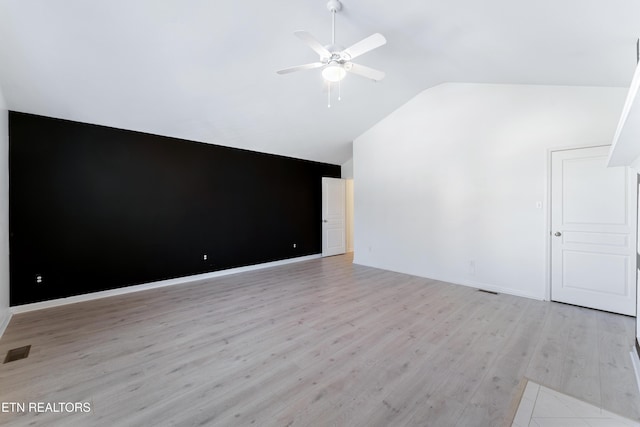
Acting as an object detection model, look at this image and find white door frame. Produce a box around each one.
[545,144,638,311]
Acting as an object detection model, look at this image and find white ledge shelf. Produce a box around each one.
[609,61,640,168]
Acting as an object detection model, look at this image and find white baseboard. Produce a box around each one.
[11,254,321,314]
[351,259,544,301]
[0,308,11,338]
[632,346,640,396]
[441,276,544,301]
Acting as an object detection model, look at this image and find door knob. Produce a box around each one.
[323,219,328,223]
[554,231,562,237]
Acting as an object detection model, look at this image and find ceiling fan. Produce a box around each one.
[277,0,386,106]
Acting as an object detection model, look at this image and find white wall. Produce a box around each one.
[636,176,640,357]
[354,83,627,299]
[0,86,9,336]
[341,158,353,179]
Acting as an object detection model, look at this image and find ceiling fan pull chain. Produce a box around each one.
[338,79,341,101]
[328,82,332,108]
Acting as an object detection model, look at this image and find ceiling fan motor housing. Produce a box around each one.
[322,45,348,62]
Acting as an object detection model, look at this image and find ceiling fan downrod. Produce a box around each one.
[327,0,341,45]
[326,0,343,108]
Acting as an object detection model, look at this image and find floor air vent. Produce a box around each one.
[478,289,498,295]
[3,345,31,363]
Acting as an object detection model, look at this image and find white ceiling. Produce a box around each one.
[0,0,638,165]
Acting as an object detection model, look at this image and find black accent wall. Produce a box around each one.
[9,111,340,305]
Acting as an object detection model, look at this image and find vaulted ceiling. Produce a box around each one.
[0,0,638,165]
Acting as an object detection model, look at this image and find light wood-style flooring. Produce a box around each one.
[0,254,638,426]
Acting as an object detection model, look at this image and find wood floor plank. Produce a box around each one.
[0,254,638,426]
[596,310,640,420]
[558,304,603,406]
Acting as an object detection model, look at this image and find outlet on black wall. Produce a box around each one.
[9,112,340,305]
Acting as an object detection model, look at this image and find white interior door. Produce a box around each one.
[551,146,637,316]
[322,177,346,257]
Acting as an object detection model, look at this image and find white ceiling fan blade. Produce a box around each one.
[294,31,331,58]
[276,62,324,75]
[343,33,386,60]
[347,63,385,82]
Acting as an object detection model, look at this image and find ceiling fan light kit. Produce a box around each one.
[322,64,347,82]
[276,0,386,107]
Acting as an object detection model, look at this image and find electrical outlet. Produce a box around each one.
[203,254,208,261]
[293,243,297,248]
[35,275,43,284]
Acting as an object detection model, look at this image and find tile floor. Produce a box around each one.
[512,380,640,427]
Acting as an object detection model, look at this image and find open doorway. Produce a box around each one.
[345,179,354,253]
[320,176,354,257]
